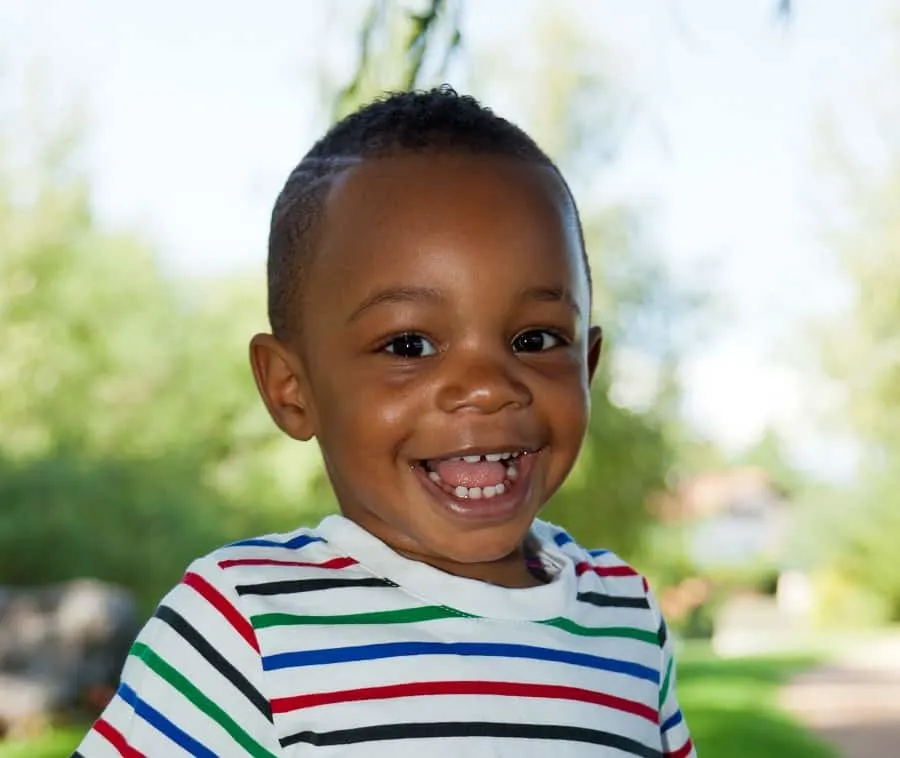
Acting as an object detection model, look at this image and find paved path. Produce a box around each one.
[779,635,900,758]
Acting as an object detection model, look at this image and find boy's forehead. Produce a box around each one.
[302,153,590,315]
[321,154,581,252]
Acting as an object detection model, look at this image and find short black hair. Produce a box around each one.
[267,85,587,340]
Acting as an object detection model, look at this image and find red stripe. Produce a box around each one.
[272,680,657,722]
[93,719,145,758]
[575,561,639,577]
[183,572,259,652]
[642,576,650,593]
[667,738,694,758]
[217,556,358,570]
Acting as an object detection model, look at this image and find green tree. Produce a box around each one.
[331,0,462,119]
[0,104,230,606]
[736,427,803,494]
[806,26,900,617]
[0,78,325,608]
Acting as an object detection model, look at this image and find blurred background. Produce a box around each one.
[1,1,899,756]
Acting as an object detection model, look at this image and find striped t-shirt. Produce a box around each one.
[74,515,696,757]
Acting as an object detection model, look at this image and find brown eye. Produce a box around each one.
[383,333,437,358]
[512,330,565,353]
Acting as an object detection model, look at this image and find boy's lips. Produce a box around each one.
[412,448,542,524]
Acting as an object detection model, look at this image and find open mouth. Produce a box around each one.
[416,450,532,500]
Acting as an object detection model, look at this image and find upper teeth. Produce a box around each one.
[459,452,519,463]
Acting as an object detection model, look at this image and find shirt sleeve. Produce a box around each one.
[649,589,697,758]
[72,555,283,758]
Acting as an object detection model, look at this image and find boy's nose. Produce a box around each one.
[435,352,532,415]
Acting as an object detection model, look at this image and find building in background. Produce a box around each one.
[655,467,791,571]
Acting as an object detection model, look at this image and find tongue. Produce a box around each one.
[434,459,507,488]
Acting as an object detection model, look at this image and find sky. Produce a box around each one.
[1,0,895,478]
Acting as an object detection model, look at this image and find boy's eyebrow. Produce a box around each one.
[520,285,582,316]
[347,286,446,323]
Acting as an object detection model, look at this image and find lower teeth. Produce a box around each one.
[425,461,518,500]
[451,482,507,499]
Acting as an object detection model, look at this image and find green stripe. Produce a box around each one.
[252,605,475,629]
[252,605,659,645]
[131,642,277,758]
[539,618,661,644]
[659,655,674,707]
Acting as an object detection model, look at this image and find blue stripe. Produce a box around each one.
[553,532,574,547]
[588,548,609,557]
[661,710,683,732]
[262,641,658,683]
[228,534,325,549]
[117,683,217,758]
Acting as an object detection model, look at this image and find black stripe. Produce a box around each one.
[657,618,668,648]
[281,721,662,757]
[155,605,272,721]
[236,577,396,596]
[70,752,86,757]
[576,591,650,610]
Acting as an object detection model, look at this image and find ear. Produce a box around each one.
[586,325,603,384]
[249,333,316,441]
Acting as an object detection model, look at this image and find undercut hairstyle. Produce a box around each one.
[267,85,589,341]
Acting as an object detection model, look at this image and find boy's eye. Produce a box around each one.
[383,333,438,358]
[512,329,566,353]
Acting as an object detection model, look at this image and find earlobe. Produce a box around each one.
[249,333,316,441]
[586,325,603,383]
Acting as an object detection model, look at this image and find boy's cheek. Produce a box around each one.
[551,395,591,445]
[329,389,423,436]
[344,360,436,392]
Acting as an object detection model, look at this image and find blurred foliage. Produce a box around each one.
[806,26,900,620]
[810,565,893,628]
[736,428,803,495]
[333,0,462,120]
[821,473,900,621]
[0,455,225,614]
[814,169,900,454]
[0,76,327,609]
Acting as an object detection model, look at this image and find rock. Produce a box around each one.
[0,579,139,737]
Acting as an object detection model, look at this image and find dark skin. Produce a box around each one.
[250,154,602,589]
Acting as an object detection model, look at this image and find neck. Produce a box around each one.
[396,544,547,588]
[335,507,550,588]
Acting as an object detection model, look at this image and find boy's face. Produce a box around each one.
[253,154,601,572]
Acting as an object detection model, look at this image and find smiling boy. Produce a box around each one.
[74,87,695,758]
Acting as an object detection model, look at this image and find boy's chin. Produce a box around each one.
[420,525,535,566]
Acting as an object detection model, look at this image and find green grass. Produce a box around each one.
[0,725,84,758]
[678,645,838,757]
[0,649,836,758]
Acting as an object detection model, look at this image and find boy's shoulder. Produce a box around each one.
[185,521,348,588]
[533,519,653,601]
